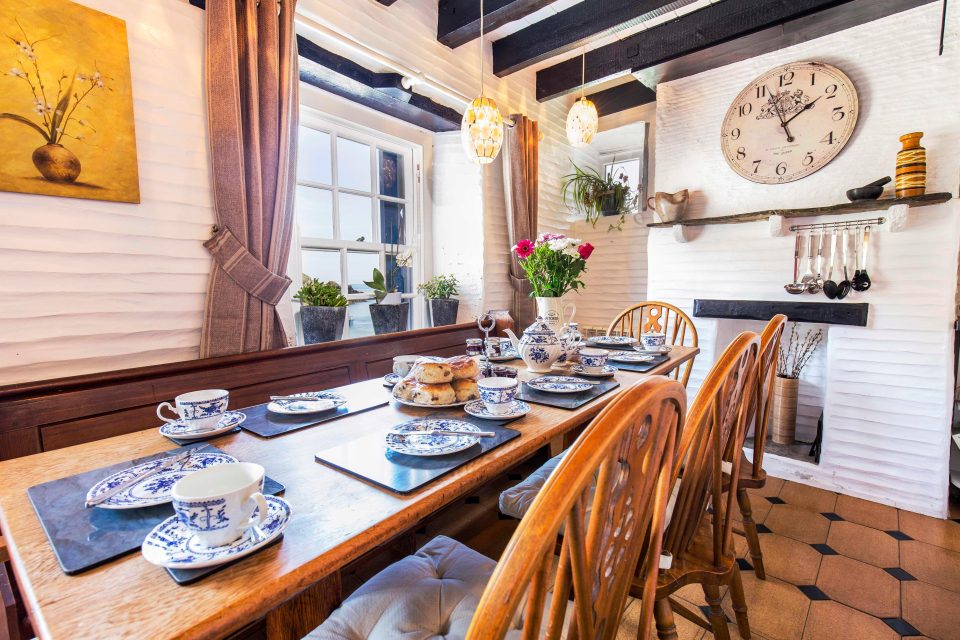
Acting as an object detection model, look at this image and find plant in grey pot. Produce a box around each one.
[418,274,460,327]
[365,251,413,335]
[293,277,348,344]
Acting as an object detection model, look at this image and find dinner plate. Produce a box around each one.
[570,364,617,378]
[159,411,246,441]
[588,335,638,347]
[141,496,291,569]
[527,376,593,394]
[267,391,347,415]
[385,419,481,456]
[463,399,530,420]
[609,351,655,363]
[85,451,238,510]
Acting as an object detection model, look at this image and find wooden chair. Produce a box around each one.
[607,302,699,388]
[635,331,761,640]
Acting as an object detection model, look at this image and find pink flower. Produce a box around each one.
[537,233,565,243]
[513,239,535,259]
[577,243,594,260]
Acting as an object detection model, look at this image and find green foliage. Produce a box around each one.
[293,277,347,307]
[518,240,587,298]
[418,274,459,299]
[363,268,391,303]
[561,161,637,231]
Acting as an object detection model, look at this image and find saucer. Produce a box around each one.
[141,495,291,569]
[383,373,402,387]
[267,391,347,415]
[609,351,655,363]
[571,364,617,378]
[385,419,481,456]
[632,345,672,355]
[86,451,238,510]
[464,399,530,420]
[588,335,638,347]
[527,376,593,394]
[159,411,246,441]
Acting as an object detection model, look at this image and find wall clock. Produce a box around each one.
[720,61,859,184]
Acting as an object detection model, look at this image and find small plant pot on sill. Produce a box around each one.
[771,375,799,444]
[370,302,410,335]
[428,298,459,327]
[599,191,620,217]
[300,306,346,344]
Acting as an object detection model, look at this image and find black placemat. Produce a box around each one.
[314,413,521,494]
[611,354,670,373]
[517,379,621,410]
[27,444,284,576]
[241,383,389,438]
[165,425,242,446]
[166,534,285,585]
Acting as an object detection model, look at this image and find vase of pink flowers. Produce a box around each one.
[512,233,594,333]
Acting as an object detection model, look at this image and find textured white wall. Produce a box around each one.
[648,3,960,517]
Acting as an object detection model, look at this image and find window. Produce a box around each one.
[293,113,422,341]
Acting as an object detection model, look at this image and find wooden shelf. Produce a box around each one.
[647,192,953,228]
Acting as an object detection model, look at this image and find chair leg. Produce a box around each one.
[737,488,766,580]
[729,564,752,639]
[702,584,731,640]
[652,597,679,640]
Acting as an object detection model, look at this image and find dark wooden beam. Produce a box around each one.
[693,300,869,326]
[493,0,690,77]
[437,0,555,49]
[588,82,656,118]
[296,36,461,132]
[536,0,934,101]
[377,0,399,5]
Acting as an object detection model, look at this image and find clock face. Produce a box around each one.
[721,62,858,184]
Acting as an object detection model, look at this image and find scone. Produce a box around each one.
[451,379,479,402]
[448,356,479,380]
[412,360,453,384]
[392,378,417,401]
[412,382,456,405]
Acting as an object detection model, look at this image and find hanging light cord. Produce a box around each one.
[580,47,586,101]
[479,0,485,96]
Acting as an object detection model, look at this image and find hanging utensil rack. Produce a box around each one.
[789,216,886,233]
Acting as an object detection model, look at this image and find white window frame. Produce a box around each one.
[293,107,425,340]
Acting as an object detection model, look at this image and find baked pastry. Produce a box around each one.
[411,382,456,405]
[393,378,417,401]
[448,356,479,380]
[411,360,453,384]
[451,379,479,402]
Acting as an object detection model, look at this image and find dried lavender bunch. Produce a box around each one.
[776,322,823,379]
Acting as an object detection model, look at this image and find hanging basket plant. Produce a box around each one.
[561,161,638,231]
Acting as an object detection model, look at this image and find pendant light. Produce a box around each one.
[461,0,503,164]
[566,49,598,147]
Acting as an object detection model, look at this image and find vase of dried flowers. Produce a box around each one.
[773,323,823,444]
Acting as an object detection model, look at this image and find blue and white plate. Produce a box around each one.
[571,364,617,378]
[632,345,672,355]
[609,351,655,363]
[141,495,291,569]
[385,419,481,456]
[588,335,638,347]
[527,376,593,394]
[267,391,347,415]
[383,373,402,387]
[158,411,246,441]
[86,451,238,510]
[464,399,530,420]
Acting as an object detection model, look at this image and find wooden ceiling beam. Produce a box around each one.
[587,82,656,118]
[437,0,555,49]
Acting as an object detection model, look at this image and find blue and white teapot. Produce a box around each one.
[504,316,564,373]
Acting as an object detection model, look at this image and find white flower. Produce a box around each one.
[395,249,414,267]
[75,134,85,140]
[76,73,87,82]
[95,79,104,88]
[7,67,25,78]
[32,101,51,115]
[15,41,34,59]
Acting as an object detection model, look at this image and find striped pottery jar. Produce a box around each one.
[895,132,926,198]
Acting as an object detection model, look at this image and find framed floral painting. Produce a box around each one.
[0,0,139,203]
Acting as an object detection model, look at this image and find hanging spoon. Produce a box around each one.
[808,228,824,294]
[853,225,872,291]
[800,229,815,288]
[785,232,807,294]
[836,226,852,299]
[822,228,840,299]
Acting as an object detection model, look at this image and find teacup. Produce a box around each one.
[641,333,667,350]
[578,348,609,374]
[478,377,519,416]
[171,462,268,548]
[157,389,229,432]
[393,355,421,377]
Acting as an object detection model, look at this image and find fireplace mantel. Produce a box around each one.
[693,299,869,326]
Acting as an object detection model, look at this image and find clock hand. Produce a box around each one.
[781,95,822,127]
[765,85,795,143]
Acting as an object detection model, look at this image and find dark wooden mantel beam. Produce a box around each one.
[437,0,555,49]
[588,82,656,118]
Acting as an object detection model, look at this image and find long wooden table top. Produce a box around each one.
[0,347,697,639]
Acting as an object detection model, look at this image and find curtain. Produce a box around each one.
[502,114,539,328]
[200,0,299,358]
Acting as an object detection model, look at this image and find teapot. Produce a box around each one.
[503,316,564,373]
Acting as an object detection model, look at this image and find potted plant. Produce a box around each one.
[418,274,460,327]
[561,161,638,231]
[512,234,594,333]
[293,277,348,344]
[772,323,823,444]
[364,251,413,335]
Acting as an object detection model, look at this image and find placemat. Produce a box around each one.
[517,379,621,410]
[314,413,521,494]
[241,383,389,438]
[28,444,284,576]
[611,354,670,373]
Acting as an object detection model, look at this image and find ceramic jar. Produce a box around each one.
[895,132,926,198]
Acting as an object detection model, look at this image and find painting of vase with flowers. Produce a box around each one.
[0,0,139,203]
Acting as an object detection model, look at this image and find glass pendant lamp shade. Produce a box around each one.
[461,95,503,165]
[566,96,598,147]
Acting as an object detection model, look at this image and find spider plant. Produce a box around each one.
[561,161,637,230]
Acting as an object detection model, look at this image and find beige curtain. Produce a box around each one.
[200,0,299,358]
[502,114,539,328]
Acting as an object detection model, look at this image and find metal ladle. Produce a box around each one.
[808,229,824,294]
[853,225,872,291]
[836,226,853,299]
[785,233,807,294]
[822,228,840,299]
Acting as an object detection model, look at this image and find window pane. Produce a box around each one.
[605,159,641,192]
[296,185,333,239]
[339,193,374,242]
[347,300,375,338]
[336,137,372,192]
[298,127,332,184]
[346,251,380,295]
[385,253,412,294]
[379,201,406,245]
[301,249,341,284]
[377,149,404,198]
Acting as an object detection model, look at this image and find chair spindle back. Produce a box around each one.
[607,302,699,387]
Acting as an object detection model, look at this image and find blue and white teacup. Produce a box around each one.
[157,389,229,432]
[641,332,667,350]
[578,348,609,374]
[478,377,519,416]
[171,462,268,548]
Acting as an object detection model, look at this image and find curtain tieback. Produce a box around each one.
[204,226,292,306]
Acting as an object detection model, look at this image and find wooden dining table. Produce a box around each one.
[0,347,697,640]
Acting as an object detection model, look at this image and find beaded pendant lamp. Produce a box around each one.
[566,50,598,147]
[461,0,503,164]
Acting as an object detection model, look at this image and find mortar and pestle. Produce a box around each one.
[846,176,891,202]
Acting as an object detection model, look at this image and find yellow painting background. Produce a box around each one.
[0,0,139,203]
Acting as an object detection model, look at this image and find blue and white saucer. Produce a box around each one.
[159,411,247,441]
[571,364,617,378]
[463,399,530,420]
[267,391,347,415]
[141,495,291,569]
[527,376,593,394]
[383,373,402,387]
[588,335,638,347]
[609,351,655,363]
[385,419,481,456]
[86,451,238,510]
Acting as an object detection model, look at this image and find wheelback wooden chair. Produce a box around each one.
[607,302,699,388]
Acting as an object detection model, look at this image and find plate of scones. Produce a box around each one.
[392,356,481,408]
